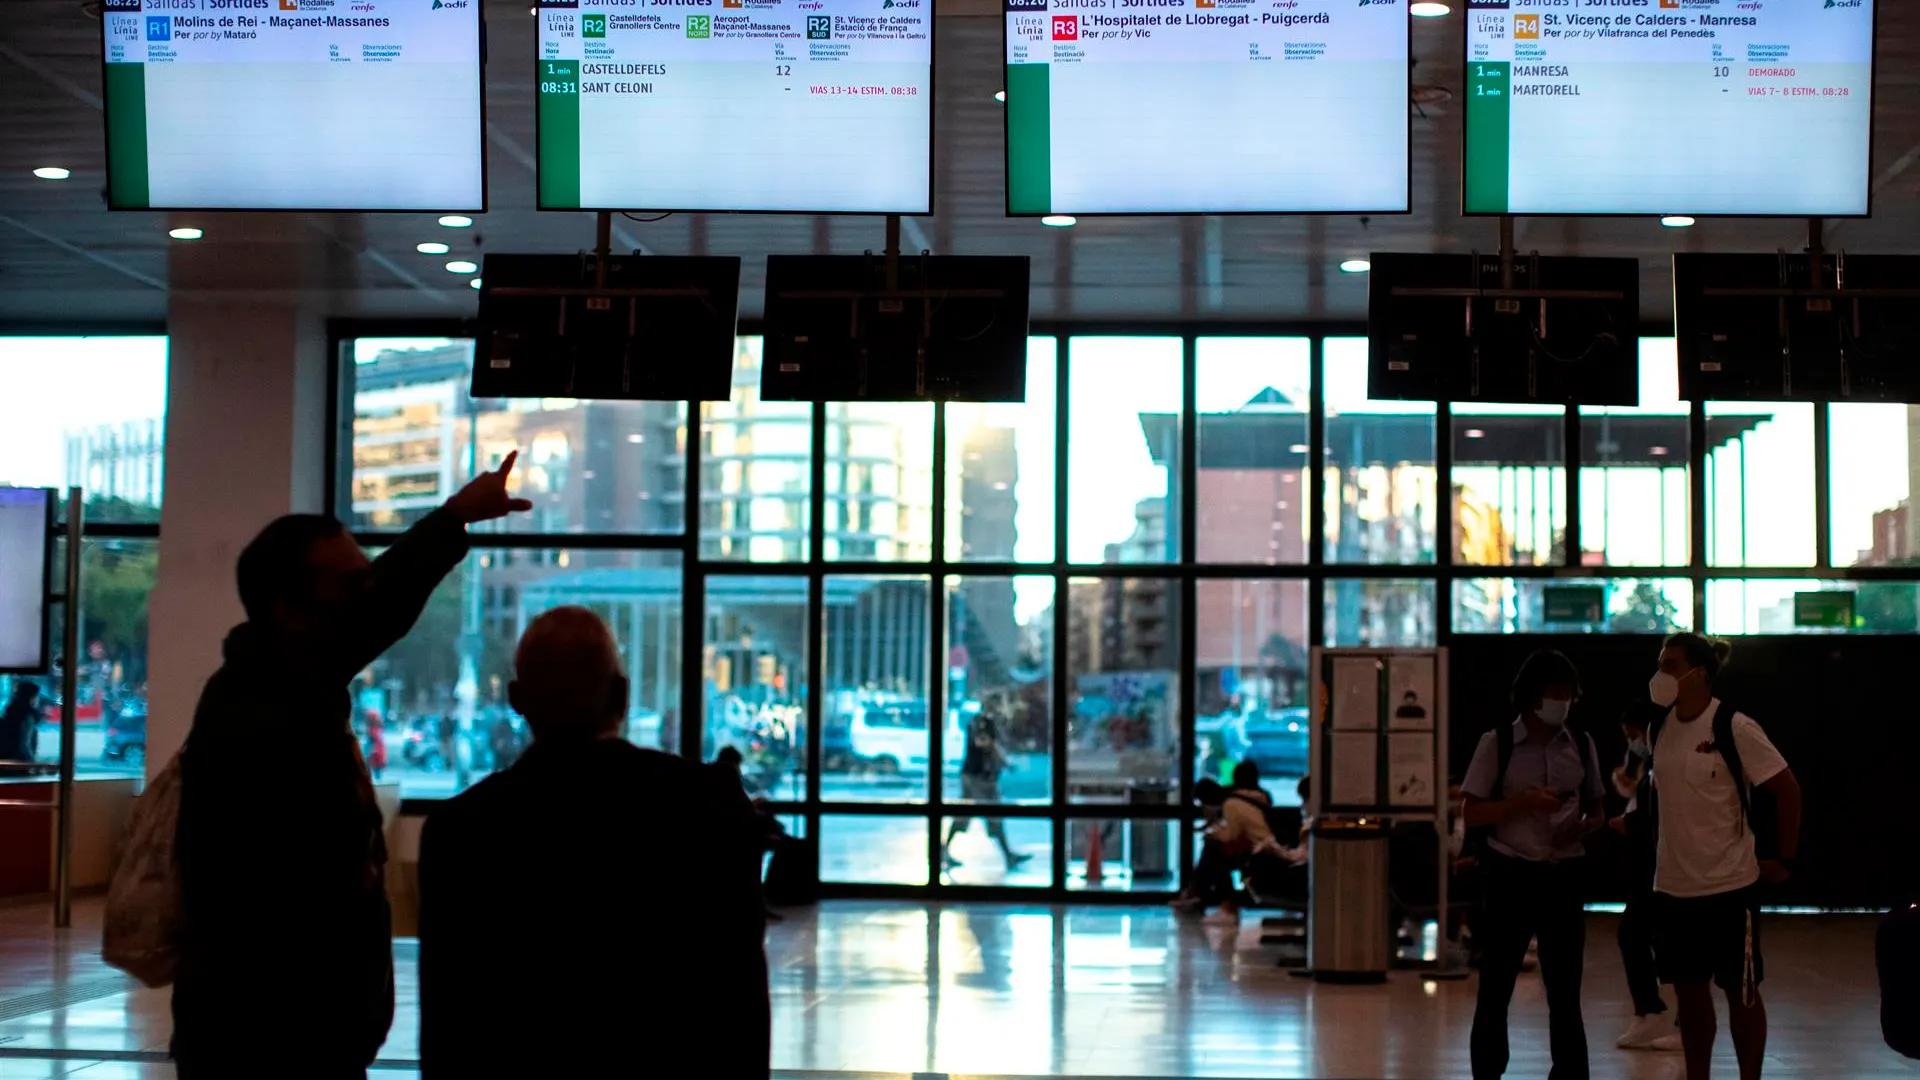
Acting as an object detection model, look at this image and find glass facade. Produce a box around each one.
[0,337,166,780]
[332,330,1920,896]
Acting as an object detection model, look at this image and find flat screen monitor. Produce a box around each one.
[100,0,485,212]
[0,489,53,676]
[1002,0,1409,215]
[1463,0,1875,217]
[534,0,932,213]
[1368,252,1639,406]
[474,254,742,402]
[1674,252,1920,402]
[761,255,1031,402]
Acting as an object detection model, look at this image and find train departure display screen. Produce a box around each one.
[1002,0,1410,215]
[535,0,932,213]
[100,0,485,211]
[1463,0,1875,217]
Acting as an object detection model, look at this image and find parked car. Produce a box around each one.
[1241,706,1310,780]
[102,705,146,770]
[846,702,966,776]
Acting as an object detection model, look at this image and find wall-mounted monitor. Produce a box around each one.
[535,0,932,213]
[1463,0,1875,217]
[1674,252,1920,402]
[0,489,53,676]
[761,255,1031,402]
[1368,252,1639,406]
[100,0,485,212]
[1003,0,1409,215]
[474,254,741,402]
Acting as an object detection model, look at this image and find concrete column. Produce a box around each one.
[145,221,331,775]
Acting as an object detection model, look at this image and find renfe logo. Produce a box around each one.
[1051,14,1076,38]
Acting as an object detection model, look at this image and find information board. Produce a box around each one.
[1464,0,1875,217]
[101,0,485,212]
[0,490,52,675]
[1003,0,1409,215]
[536,0,932,213]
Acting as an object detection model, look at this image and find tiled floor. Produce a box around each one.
[0,898,1904,1078]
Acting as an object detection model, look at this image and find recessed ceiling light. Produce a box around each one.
[1650,445,1670,457]
[447,260,479,274]
[169,227,204,241]
[994,90,1006,103]
[1340,258,1372,274]
[1661,215,1696,228]
[470,278,483,290]
[438,215,474,228]
[1411,2,1450,15]
[417,241,451,255]
[1041,215,1076,227]
[32,167,70,180]
[1464,428,1486,439]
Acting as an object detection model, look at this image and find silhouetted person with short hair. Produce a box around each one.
[172,454,530,1080]
[1,682,39,761]
[418,607,769,1078]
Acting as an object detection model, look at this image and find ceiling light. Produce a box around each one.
[446,260,479,274]
[1041,215,1076,227]
[470,278,483,290]
[994,90,1006,103]
[32,167,70,180]
[438,215,474,228]
[1464,428,1486,439]
[168,227,203,241]
[1410,2,1450,15]
[1650,445,1670,457]
[1340,258,1372,274]
[417,241,451,255]
[1660,215,1696,228]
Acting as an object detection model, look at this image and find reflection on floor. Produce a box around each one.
[0,898,1906,1078]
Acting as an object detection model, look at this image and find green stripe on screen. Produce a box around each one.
[537,59,582,209]
[104,63,149,210]
[1463,60,1511,214]
[1005,63,1052,215]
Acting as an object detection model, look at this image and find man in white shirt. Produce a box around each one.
[1647,634,1803,1080]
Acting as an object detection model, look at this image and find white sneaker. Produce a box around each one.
[1616,1013,1679,1050]
[1202,907,1241,927]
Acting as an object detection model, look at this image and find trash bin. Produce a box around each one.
[1308,818,1390,983]
[1125,779,1174,880]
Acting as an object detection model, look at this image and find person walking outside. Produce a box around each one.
[1613,700,1682,1052]
[171,453,529,1079]
[0,682,40,761]
[1647,634,1802,1080]
[943,709,1032,872]
[1460,649,1605,1080]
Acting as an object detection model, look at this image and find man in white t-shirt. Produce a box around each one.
[1647,634,1803,1080]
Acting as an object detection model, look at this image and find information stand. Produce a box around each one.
[1307,647,1459,979]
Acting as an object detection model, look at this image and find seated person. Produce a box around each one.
[417,607,769,1077]
[1176,762,1291,925]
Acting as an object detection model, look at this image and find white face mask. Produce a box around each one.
[1648,669,1689,707]
[1629,737,1651,759]
[1535,698,1572,726]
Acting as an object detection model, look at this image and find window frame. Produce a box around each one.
[327,318,1911,902]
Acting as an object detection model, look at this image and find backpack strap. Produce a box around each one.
[1709,702,1753,831]
[1493,720,1515,798]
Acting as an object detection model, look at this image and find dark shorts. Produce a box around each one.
[1654,885,1764,994]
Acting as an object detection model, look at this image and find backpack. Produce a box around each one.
[101,752,184,988]
[1646,702,1775,858]
[1880,901,1920,1059]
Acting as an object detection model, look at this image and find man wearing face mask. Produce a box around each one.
[1460,649,1605,1080]
[171,454,532,1079]
[1646,634,1802,1080]
[1611,700,1681,1052]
